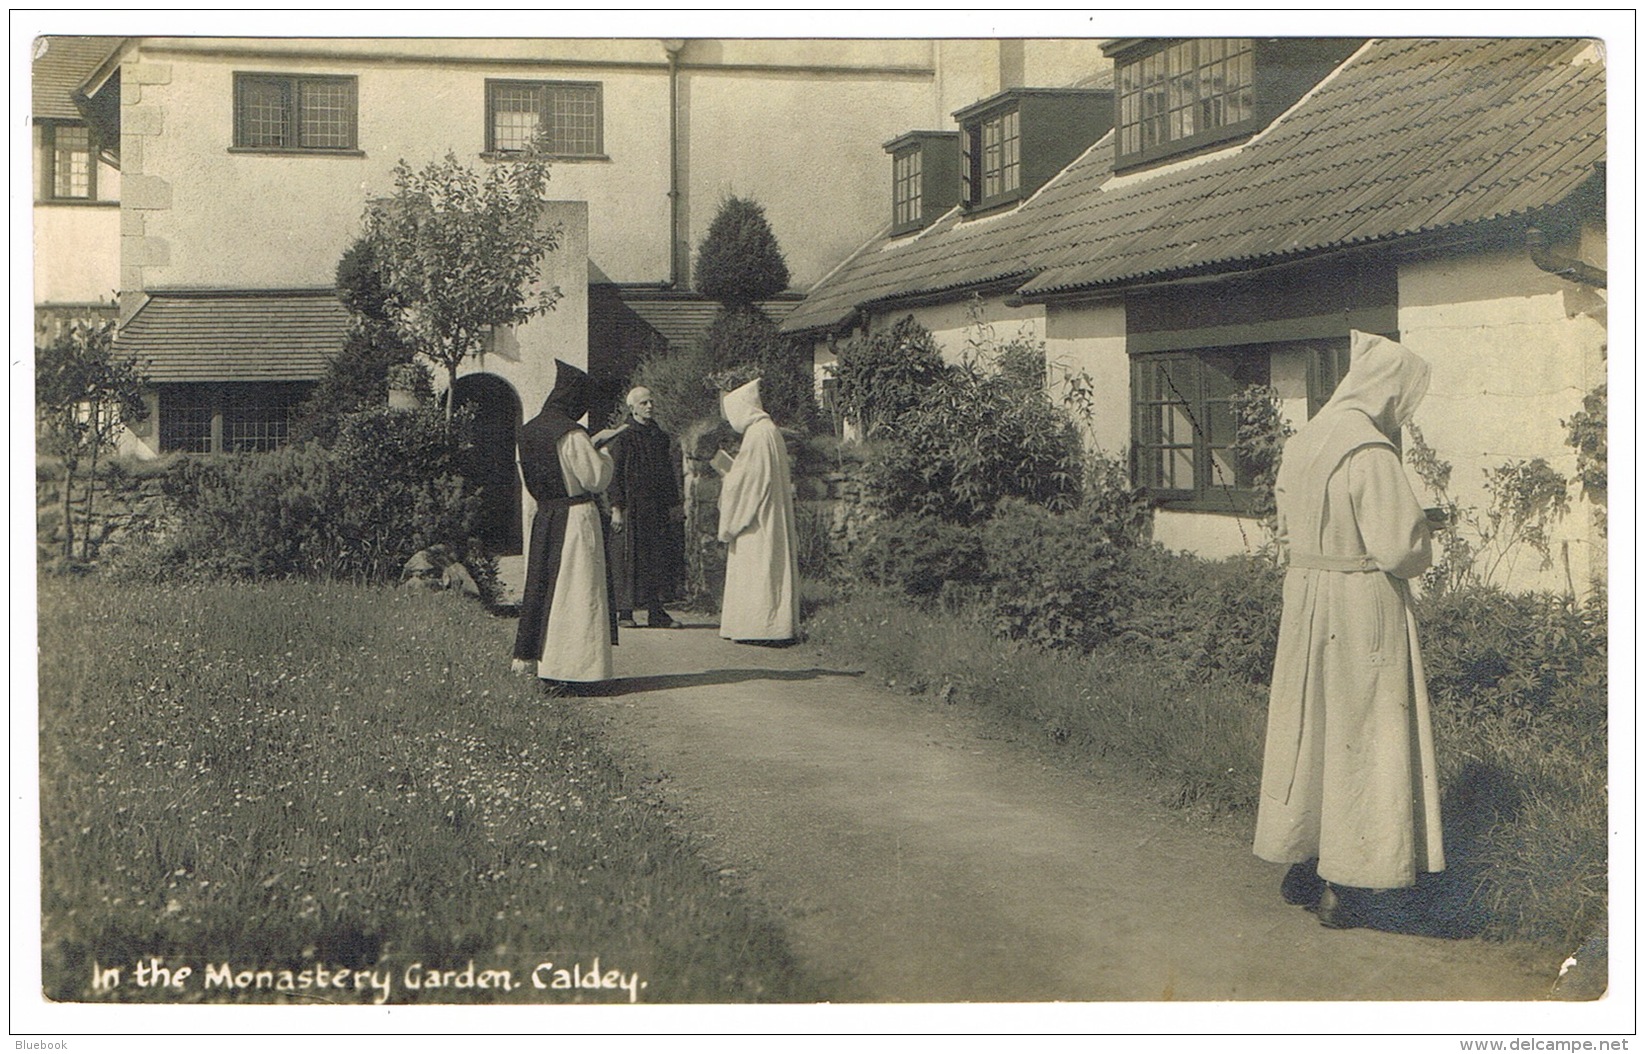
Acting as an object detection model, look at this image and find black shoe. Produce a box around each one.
[648,611,683,629]
[1281,860,1325,908]
[1315,884,1366,930]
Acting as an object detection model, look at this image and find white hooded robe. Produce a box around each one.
[717,378,801,642]
[535,429,615,682]
[1252,331,1444,889]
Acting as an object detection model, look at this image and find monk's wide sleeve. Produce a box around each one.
[717,436,772,543]
[1347,445,1432,579]
[558,430,615,496]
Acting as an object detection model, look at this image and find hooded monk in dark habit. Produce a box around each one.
[1253,330,1443,929]
[511,360,620,686]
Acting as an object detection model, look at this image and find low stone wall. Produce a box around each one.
[796,468,876,559]
[37,463,175,565]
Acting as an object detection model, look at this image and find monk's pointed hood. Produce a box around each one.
[1318,331,1431,441]
[721,377,768,435]
[1277,332,1431,533]
[519,359,589,454]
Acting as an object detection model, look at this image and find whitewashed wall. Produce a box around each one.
[1397,234,1607,595]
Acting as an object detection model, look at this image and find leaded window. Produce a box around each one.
[1117,39,1254,159]
[46,123,94,199]
[159,386,214,454]
[159,383,308,454]
[892,147,922,230]
[234,73,358,151]
[486,80,603,157]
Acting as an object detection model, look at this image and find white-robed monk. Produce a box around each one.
[1253,330,1444,928]
[716,377,800,643]
[511,360,620,689]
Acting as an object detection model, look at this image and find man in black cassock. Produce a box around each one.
[599,385,685,629]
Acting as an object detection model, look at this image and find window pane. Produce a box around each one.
[1169,446,1195,490]
[298,80,352,148]
[1001,110,1020,194]
[239,78,289,147]
[1209,443,1242,489]
[52,125,92,198]
[223,385,301,453]
[492,84,542,152]
[159,387,214,453]
[546,84,599,156]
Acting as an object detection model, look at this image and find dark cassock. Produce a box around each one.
[601,395,685,628]
[511,360,618,684]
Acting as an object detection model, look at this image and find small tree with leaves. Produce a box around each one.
[1230,384,1296,551]
[363,151,562,423]
[828,315,949,438]
[35,319,149,560]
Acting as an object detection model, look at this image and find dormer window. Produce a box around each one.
[884,131,959,235]
[893,147,922,228]
[1118,39,1254,161]
[953,89,1113,214]
[1107,38,1365,172]
[971,107,1020,205]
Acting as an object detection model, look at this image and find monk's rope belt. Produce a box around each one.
[1287,552,1381,572]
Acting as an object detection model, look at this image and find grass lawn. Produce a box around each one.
[37,577,825,1005]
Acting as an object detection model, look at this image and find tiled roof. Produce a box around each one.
[619,291,802,350]
[784,37,1605,330]
[117,290,349,383]
[1020,38,1605,296]
[31,36,123,120]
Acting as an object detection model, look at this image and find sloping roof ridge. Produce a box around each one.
[1242,38,1373,151]
[1016,127,1116,213]
[801,221,894,297]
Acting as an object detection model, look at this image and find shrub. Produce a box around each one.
[846,513,985,602]
[981,499,1124,651]
[699,307,817,430]
[1105,546,1284,684]
[1416,583,1607,729]
[827,315,949,437]
[1080,450,1153,551]
[861,351,1083,524]
[693,196,790,306]
[136,405,480,584]
[626,342,720,438]
[326,405,482,577]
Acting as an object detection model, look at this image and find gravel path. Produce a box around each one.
[583,619,1560,1005]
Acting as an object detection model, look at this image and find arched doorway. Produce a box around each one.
[452,373,523,557]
